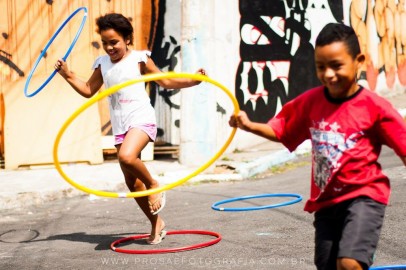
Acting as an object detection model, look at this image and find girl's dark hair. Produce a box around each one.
[315,23,360,59]
[96,13,134,46]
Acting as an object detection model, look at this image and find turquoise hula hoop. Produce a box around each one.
[24,6,87,97]
[370,266,406,270]
[211,193,302,212]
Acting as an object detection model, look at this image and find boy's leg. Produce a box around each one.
[314,204,345,270]
[314,197,385,270]
[337,196,386,269]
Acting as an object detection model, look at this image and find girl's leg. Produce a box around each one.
[117,128,163,213]
[116,128,165,242]
[124,175,165,243]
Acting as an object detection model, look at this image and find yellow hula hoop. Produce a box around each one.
[53,72,240,198]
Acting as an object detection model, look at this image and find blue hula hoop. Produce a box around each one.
[24,6,88,98]
[211,193,302,212]
[370,266,406,270]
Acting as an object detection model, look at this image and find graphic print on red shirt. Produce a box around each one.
[310,123,363,192]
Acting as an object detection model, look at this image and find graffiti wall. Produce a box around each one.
[148,0,183,146]
[350,0,406,92]
[236,0,341,123]
[0,0,162,160]
[1,0,405,163]
[236,0,406,124]
[0,0,160,87]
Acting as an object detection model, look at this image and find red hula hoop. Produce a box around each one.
[111,230,222,254]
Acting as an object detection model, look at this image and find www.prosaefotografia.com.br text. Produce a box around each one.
[100,256,307,266]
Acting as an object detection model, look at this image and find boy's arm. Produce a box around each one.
[229,111,280,142]
[244,121,280,142]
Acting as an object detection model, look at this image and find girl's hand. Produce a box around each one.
[54,59,70,78]
[193,68,207,85]
[196,68,207,76]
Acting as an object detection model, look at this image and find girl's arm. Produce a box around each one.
[55,59,103,98]
[229,111,280,142]
[141,57,205,89]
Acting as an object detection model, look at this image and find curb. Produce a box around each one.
[236,149,296,179]
[0,147,301,210]
[236,140,312,178]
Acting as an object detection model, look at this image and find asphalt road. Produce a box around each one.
[0,147,405,270]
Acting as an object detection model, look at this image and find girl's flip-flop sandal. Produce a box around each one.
[146,229,167,245]
[149,192,166,215]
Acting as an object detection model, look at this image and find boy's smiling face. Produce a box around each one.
[315,41,365,99]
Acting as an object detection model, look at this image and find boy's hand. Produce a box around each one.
[230,111,279,141]
[229,111,252,131]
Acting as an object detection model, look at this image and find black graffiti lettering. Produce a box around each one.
[0,50,24,77]
[236,0,328,122]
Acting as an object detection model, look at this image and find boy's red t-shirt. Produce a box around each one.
[268,86,406,213]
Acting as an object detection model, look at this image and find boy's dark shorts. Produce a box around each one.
[313,196,386,270]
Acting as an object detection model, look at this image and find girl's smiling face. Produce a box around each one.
[315,41,364,99]
[100,28,130,63]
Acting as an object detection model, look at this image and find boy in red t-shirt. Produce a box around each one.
[229,23,406,270]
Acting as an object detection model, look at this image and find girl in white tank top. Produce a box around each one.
[55,13,206,245]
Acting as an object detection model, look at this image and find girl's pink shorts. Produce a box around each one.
[114,123,157,145]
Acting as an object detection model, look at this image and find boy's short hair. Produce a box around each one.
[96,13,134,46]
[315,23,360,59]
